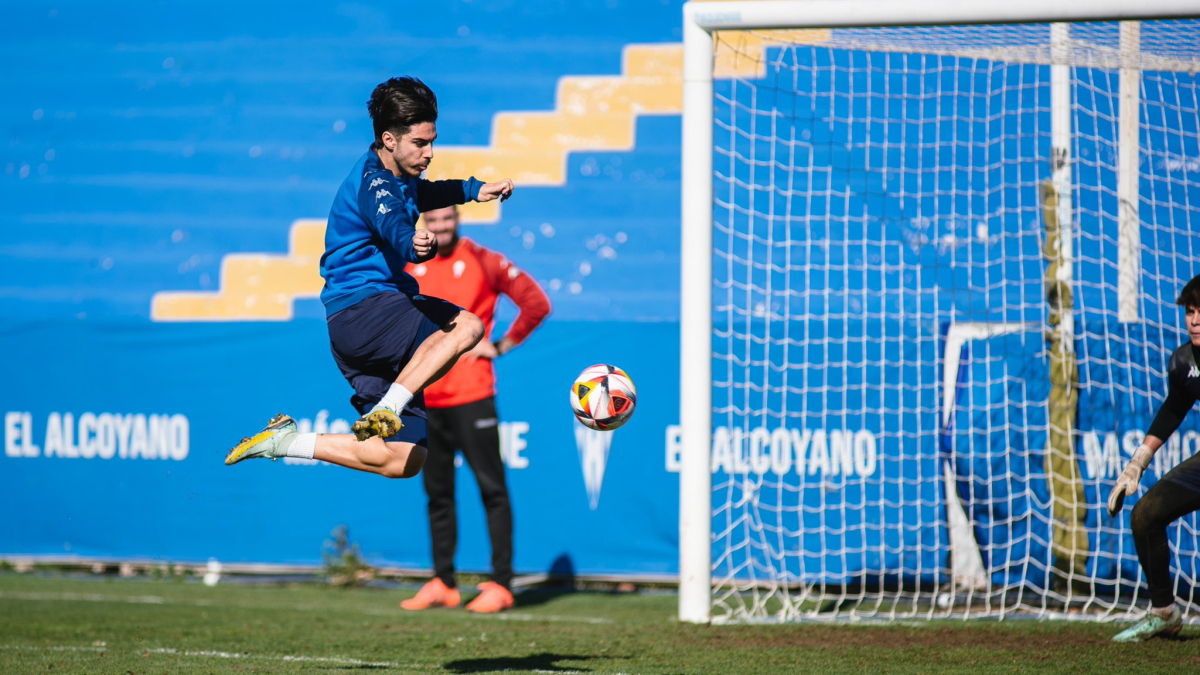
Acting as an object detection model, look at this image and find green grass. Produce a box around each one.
[1,574,1199,674]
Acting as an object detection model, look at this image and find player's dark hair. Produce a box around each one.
[1177,274,1200,309]
[368,77,438,149]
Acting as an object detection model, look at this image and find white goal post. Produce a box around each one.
[680,0,1200,624]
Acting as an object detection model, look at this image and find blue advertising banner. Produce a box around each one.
[0,319,682,576]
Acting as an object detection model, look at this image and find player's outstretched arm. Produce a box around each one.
[414,177,512,210]
[476,179,514,203]
[417,177,485,212]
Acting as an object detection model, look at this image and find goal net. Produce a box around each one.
[679,1,1200,623]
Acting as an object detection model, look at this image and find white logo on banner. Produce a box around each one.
[575,424,613,510]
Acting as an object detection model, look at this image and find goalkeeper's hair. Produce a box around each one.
[1177,274,1200,308]
[367,77,438,149]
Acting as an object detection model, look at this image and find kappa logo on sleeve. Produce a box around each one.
[377,203,390,216]
[375,189,391,200]
[369,177,386,189]
[1190,365,1199,378]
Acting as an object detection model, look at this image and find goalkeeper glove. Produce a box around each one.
[1107,444,1154,518]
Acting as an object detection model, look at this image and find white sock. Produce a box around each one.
[286,433,317,459]
[374,383,414,414]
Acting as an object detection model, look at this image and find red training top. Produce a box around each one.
[410,237,551,409]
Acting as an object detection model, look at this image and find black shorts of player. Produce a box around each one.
[326,290,463,447]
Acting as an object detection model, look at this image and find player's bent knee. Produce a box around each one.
[403,444,428,478]
[380,443,426,479]
[1130,498,1157,535]
[452,310,485,351]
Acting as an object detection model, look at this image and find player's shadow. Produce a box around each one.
[442,651,595,673]
[511,553,576,609]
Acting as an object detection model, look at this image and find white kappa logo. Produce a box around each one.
[375,189,391,200]
[369,177,385,189]
[377,203,390,216]
[1190,365,1199,378]
[574,425,614,510]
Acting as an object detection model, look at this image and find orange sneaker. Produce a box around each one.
[465,581,514,613]
[400,578,460,610]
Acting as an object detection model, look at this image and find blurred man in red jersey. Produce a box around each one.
[401,205,551,613]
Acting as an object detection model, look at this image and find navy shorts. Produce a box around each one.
[327,291,463,447]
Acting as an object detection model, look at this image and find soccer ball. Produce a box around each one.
[570,364,637,431]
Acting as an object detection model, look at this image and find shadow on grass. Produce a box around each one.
[511,587,575,609]
[442,651,595,673]
[444,652,688,675]
[509,553,577,610]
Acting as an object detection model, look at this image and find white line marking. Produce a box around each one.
[360,606,613,624]
[1,644,418,669]
[0,591,163,604]
[144,647,415,668]
[474,612,614,624]
[0,645,107,653]
[0,644,652,675]
[0,592,610,623]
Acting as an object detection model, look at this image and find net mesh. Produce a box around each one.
[709,20,1200,622]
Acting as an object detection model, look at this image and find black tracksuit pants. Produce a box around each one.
[424,396,513,590]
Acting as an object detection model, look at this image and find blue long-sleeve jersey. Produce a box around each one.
[319,148,484,317]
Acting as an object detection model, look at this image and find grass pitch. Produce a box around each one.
[1,573,1198,674]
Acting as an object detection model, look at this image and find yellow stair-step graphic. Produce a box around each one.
[440,43,684,225]
[152,27,829,322]
[152,219,325,321]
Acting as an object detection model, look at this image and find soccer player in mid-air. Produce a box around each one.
[223,76,514,479]
[1108,273,1200,642]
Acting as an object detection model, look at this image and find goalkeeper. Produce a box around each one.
[1107,274,1200,642]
